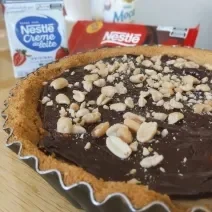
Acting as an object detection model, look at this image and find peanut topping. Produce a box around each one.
[127,178,141,184]
[130,74,146,83]
[70,103,80,111]
[72,125,86,134]
[182,75,200,85]
[97,94,111,106]
[55,94,70,105]
[153,64,163,71]
[151,55,161,62]
[124,119,140,132]
[69,108,76,118]
[156,99,165,106]
[90,68,99,74]
[166,60,176,65]
[175,92,183,101]
[204,100,212,106]
[73,90,85,103]
[163,101,173,110]
[83,81,93,92]
[84,74,99,82]
[101,86,117,98]
[142,59,153,67]
[159,87,174,98]
[140,154,164,168]
[184,61,199,69]
[168,112,184,124]
[80,102,86,109]
[137,122,158,143]
[46,101,53,106]
[110,103,126,112]
[180,84,193,92]
[96,61,106,70]
[162,81,175,89]
[115,63,126,73]
[117,127,133,144]
[129,169,137,175]
[133,68,140,75]
[76,108,90,118]
[130,141,138,152]
[136,55,144,63]
[93,79,106,87]
[161,129,169,138]
[125,97,134,108]
[91,122,110,138]
[204,63,212,71]
[84,64,96,71]
[82,112,101,124]
[202,77,208,83]
[196,84,211,92]
[57,117,72,134]
[145,69,157,76]
[152,112,167,121]
[169,99,184,109]
[149,89,163,102]
[123,112,145,124]
[84,142,91,150]
[140,91,150,98]
[106,136,132,159]
[193,104,212,114]
[142,147,150,156]
[107,75,115,83]
[42,96,50,104]
[98,68,109,77]
[115,82,127,94]
[106,124,127,137]
[138,96,147,108]
[59,107,67,117]
[50,78,68,90]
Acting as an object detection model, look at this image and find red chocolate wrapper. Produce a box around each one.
[68,21,199,55]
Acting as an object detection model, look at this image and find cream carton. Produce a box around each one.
[3,0,67,78]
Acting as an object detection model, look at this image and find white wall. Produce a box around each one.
[135,0,212,49]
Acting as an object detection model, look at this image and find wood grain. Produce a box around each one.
[0,51,82,212]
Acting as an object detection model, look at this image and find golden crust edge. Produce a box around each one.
[4,46,212,212]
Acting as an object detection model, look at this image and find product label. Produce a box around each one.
[68,21,199,55]
[170,28,189,39]
[113,8,135,22]
[16,15,62,52]
[101,31,141,46]
[104,0,136,23]
[4,1,65,78]
[157,26,189,39]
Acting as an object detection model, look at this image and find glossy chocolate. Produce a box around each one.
[38,55,212,196]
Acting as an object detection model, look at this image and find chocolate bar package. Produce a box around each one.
[68,21,199,55]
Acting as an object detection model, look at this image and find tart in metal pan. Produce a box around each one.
[2,46,212,212]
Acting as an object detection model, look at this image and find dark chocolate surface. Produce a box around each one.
[38,55,212,197]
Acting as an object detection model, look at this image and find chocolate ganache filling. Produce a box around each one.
[38,54,212,197]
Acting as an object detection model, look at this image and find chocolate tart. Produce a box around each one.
[3,46,212,212]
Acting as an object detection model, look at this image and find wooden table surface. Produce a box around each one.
[0,50,82,212]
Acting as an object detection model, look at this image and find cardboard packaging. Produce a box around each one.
[3,0,66,78]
